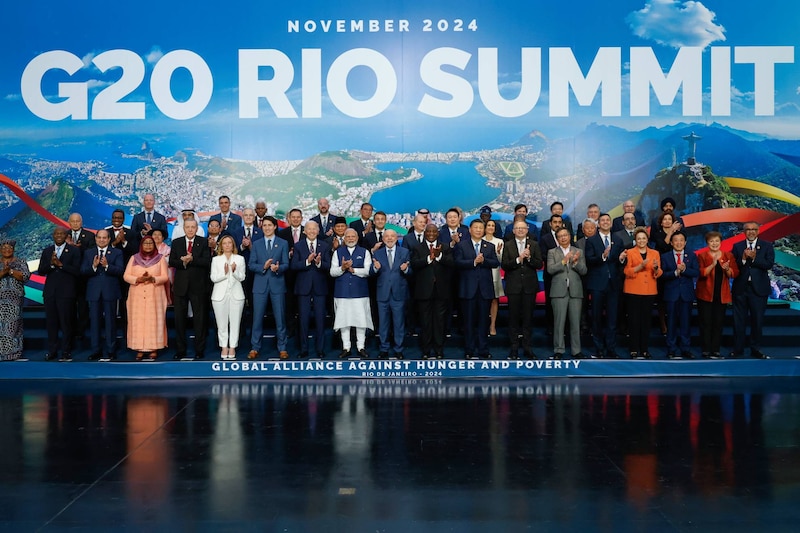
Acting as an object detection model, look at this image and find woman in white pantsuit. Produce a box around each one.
[210,235,246,359]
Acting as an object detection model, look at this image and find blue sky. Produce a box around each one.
[1,0,799,159]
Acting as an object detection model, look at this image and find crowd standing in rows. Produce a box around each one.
[0,193,776,363]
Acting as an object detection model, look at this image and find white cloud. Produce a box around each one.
[86,79,113,91]
[145,46,164,65]
[627,0,726,49]
[81,51,96,68]
[4,94,21,101]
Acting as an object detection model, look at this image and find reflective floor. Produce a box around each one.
[1,379,800,531]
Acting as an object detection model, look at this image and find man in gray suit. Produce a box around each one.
[546,227,587,359]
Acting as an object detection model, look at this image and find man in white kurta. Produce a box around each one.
[330,228,373,358]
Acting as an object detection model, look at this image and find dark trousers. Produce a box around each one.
[173,291,208,356]
[417,298,447,355]
[45,296,75,354]
[88,298,117,355]
[506,292,534,352]
[297,294,326,354]
[665,298,693,353]
[697,299,725,354]
[461,296,491,355]
[733,283,768,353]
[626,294,654,353]
[589,288,619,352]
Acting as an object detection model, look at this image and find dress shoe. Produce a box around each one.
[436,352,444,360]
[358,349,369,359]
[590,352,603,359]
[193,353,204,360]
[248,350,259,360]
[465,353,477,360]
[298,351,309,359]
[45,352,58,361]
[729,351,742,359]
[552,353,563,360]
[508,351,519,360]
[173,352,186,360]
[61,353,72,362]
[279,350,290,360]
[605,350,618,359]
[681,351,694,359]
[88,352,101,361]
[394,352,404,360]
[338,349,351,359]
[710,352,723,359]
[316,351,326,359]
[421,353,430,360]
[751,349,769,359]
[523,350,536,360]
[629,352,639,359]
[378,351,390,359]
[667,352,679,360]
[572,353,585,359]
[479,353,492,360]
[701,352,711,359]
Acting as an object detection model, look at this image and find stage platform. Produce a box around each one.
[2,356,799,380]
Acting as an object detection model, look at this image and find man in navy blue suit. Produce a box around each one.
[453,219,499,359]
[310,197,337,242]
[130,193,168,250]
[370,229,412,359]
[209,195,242,236]
[660,231,699,359]
[290,220,331,358]
[81,229,124,361]
[248,216,290,360]
[584,214,622,358]
[731,221,775,359]
[39,227,81,361]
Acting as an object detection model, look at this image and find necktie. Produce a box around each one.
[56,245,63,258]
[417,233,422,243]
[246,227,251,239]
[309,241,315,254]
[429,243,434,251]
[187,240,193,253]
[377,231,382,242]
[388,248,394,269]
[604,235,610,248]
[322,217,327,229]
[73,231,79,242]
[99,249,105,259]
[267,239,272,251]
[748,241,754,251]
[475,242,480,256]
[146,212,152,225]
[223,214,228,226]
[676,253,681,265]
[293,228,299,243]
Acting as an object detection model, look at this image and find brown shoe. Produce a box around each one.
[247,350,259,360]
[279,350,290,360]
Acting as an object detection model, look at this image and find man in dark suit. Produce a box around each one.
[402,213,427,251]
[411,224,454,359]
[611,211,637,336]
[546,227,588,359]
[290,220,331,358]
[660,231,699,359]
[254,199,268,229]
[349,202,374,238]
[80,229,124,361]
[277,208,304,336]
[584,214,622,358]
[130,193,168,250]
[67,212,95,339]
[231,207,263,313]
[453,219,500,359]
[537,202,573,241]
[370,229,411,359]
[209,195,242,236]
[169,219,211,360]
[731,221,775,359]
[310,197,336,242]
[39,227,81,361]
[248,216,290,360]
[501,218,543,359]
[361,210,388,252]
[106,209,136,263]
[611,200,646,233]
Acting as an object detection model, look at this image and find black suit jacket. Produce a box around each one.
[169,236,212,296]
[68,228,96,254]
[362,230,386,251]
[38,243,81,299]
[410,241,454,300]
[501,237,543,295]
[130,211,168,247]
[277,225,305,251]
[105,225,136,262]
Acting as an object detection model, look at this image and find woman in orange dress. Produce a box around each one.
[123,236,169,360]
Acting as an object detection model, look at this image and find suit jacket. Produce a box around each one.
[501,237,542,295]
[362,229,387,251]
[438,225,470,250]
[67,228,95,254]
[546,246,587,298]
[38,243,81,299]
[370,245,411,302]
[584,233,620,291]
[80,247,124,301]
[169,236,212,296]
[538,219,573,241]
[209,211,243,236]
[105,225,136,262]
[623,247,662,296]
[248,235,290,294]
[290,239,331,296]
[277,225,305,251]
[453,238,499,299]
[130,211,168,246]
[210,254,247,301]
[696,250,738,304]
[402,229,426,251]
[732,239,774,297]
[349,218,372,237]
[611,212,646,233]
[660,249,700,302]
[231,224,264,264]
[310,213,336,239]
[410,240,454,300]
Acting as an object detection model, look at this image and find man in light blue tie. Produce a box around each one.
[248,216,290,360]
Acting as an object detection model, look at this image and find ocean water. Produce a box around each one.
[370,161,498,215]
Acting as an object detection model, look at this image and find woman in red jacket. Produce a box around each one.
[696,231,738,359]
[622,228,662,359]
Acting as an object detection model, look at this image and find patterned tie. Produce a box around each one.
[475,242,480,256]
[246,227,251,239]
[309,241,315,254]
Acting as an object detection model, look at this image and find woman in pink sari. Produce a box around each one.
[123,236,169,360]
